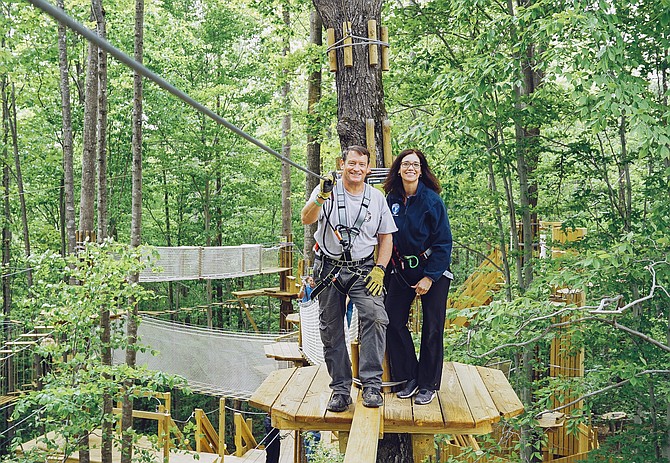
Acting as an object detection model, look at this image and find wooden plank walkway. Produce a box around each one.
[250,362,523,436]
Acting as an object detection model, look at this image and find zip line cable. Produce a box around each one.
[25,0,327,182]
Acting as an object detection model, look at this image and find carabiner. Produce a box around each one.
[406,255,419,269]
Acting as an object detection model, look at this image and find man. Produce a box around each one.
[298,276,316,303]
[301,145,396,411]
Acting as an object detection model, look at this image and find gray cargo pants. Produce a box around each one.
[314,256,388,394]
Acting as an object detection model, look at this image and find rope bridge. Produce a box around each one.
[139,245,289,282]
[113,316,280,399]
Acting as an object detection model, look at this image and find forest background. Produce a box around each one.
[0,0,669,461]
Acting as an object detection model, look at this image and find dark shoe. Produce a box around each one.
[362,387,383,408]
[397,379,418,399]
[414,389,436,405]
[327,393,352,412]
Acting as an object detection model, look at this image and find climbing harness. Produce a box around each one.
[335,183,372,261]
[310,183,375,300]
[25,0,326,182]
[390,246,454,288]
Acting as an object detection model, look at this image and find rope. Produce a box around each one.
[25,0,326,182]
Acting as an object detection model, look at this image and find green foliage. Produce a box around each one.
[3,241,185,460]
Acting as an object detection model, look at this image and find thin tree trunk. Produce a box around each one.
[8,83,32,287]
[618,114,631,232]
[79,24,98,235]
[121,0,144,461]
[163,169,174,316]
[1,74,11,322]
[304,9,322,261]
[486,139,511,301]
[281,4,292,240]
[90,3,111,460]
[95,0,108,241]
[57,0,76,255]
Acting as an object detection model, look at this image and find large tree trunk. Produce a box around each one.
[121,0,144,461]
[311,2,410,460]
[8,84,32,288]
[57,0,76,255]
[304,9,322,261]
[79,23,98,236]
[312,0,387,163]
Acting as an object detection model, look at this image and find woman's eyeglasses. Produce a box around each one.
[400,161,421,169]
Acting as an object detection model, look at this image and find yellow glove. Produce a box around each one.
[364,265,385,297]
[318,172,336,200]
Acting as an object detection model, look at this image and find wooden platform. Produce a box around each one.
[250,362,523,436]
[264,341,307,365]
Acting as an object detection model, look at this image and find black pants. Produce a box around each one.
[385,267,451,391]
[264,415,280,463]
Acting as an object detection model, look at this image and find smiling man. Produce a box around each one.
[301,145,397,411]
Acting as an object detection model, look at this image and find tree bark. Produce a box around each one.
[8,83,32,288]
[281,4,292,240]
[57,0,76,255]
[304,9,322,261]
[79,21,98,236]
[1,74,11,321]
[95,0,109,241]
[312,0,387,163]
[121,0,144,461]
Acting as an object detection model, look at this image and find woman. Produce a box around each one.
[383,148,453,405]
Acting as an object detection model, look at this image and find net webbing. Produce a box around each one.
[113,317,279,399]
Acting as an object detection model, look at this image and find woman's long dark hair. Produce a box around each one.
[383,149,442,197]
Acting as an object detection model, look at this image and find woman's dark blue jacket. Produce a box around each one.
[386,181,452,282]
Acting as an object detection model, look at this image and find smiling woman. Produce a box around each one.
[383,148,453,406]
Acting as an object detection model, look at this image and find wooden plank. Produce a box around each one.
[413,389,445,429]
[249,367,297,411]
[452,362,499,427]
[476,366,524,418]
[438,362,476,429]
[274,366,320,422]
[324,387,358,426]
[295,364,332,423]
[264,342,304,362]
[383,389,413,428]
[342,393,382,463]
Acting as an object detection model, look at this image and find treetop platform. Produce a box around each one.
[250,362,523,436]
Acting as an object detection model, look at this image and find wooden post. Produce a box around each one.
[380,27,389,71]
[351,340,360,388]
[368,20,378,65]
[160,413,171,462]
[219,397,226,459]
[343,22,353,67]
[412,434,435,463]
[195,408,203,452]
[234,413,243,456]
[382,119,392,167]
[280,234,294,331]
[326,28,337,72]
[366,119,376,167]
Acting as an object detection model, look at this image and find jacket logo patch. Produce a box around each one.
[391,203,400,216]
